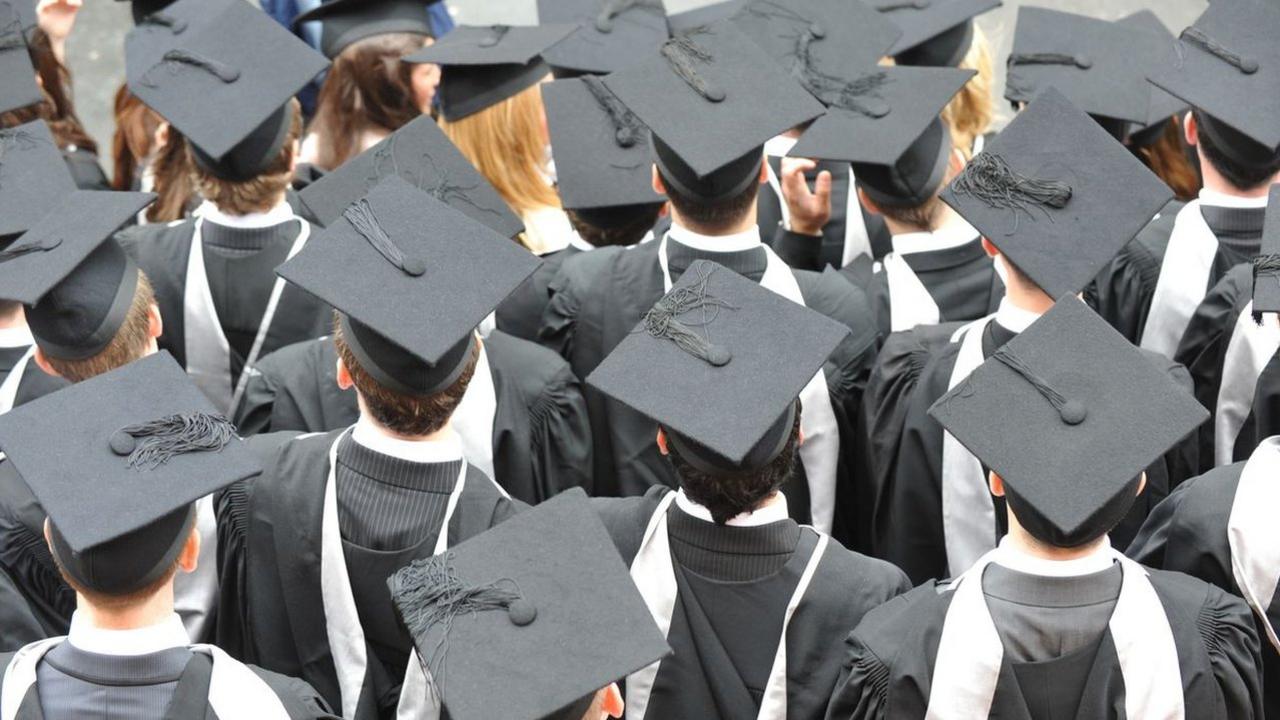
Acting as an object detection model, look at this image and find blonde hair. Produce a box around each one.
[941,24,996,161]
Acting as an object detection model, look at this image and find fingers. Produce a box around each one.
[813,170,832,207]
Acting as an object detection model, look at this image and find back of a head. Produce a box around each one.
[566,203,664,248]
[1194,109,1280,192]
[654,135,762,234]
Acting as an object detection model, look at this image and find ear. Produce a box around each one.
[988,471,1006,498]
[655,427,669,456]
[335,355,354,391]
[1136,472,1147,498]
[651,165,666,196]
[33,347,61,379]
[981,236,999,258]
[947,147,966,181]
[178,523,200,574]
[43,518,53,550]
[147,302,163,341]
[856,187,882,217]
[758,154,769,185]
[601,683,625,718]
[1183,111,1197,148]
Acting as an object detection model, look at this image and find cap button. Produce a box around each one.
[703,345,732,367]
[1059,400,1087,426]
[808,23,826,40]
[616,128,639,148]
[1240,58,1260,75]
[508,599,537,626]
[1073,55,1093,70]
[109,430,137,456]
[401,256,427,277]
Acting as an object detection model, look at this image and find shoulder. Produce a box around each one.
[553,244,636,289]
[1168,463,1245,539]
[247,665,340,719]
[1204,263,1255,311]
[811,534,912,610]
[257,338,332,376]
[1138,347,1193,388]
[590,486,670,563]
[851,580,953,661]
[116,219,195,252]
[485,331,573,389]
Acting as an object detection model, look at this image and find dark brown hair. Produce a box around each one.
[874,196,943,233]
[0,29,97,154]
[565,204,664,248]
[662,175,758,234]
[1135,118,1201,202]
[111,86,196,222]
[43,273,157,383]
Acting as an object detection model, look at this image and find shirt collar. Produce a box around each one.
[667,224,762,253]
[194,200,296,229]
[675,489,789,527]
[67,612,190,656]
[1199,188,1270,209]
[351,417,465,464]
[890,218,980,256]
[764,134,798,158]
[0,324,33,349]
[993,297,1042,334]
[992,536,1115,577]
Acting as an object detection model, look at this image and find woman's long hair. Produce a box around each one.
[307,32,427,170]
[940,24,996,161]
[1135,117,1201,202]
[110,86,196,222]
[0,28,97,153]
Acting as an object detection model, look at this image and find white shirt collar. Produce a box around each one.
[667,224,762,253]
[0,325,33,349]
[1199,188,1270,209]
[674,489,789,527]
[993,297,1042,334]
[67,612,190,656]
[764,134,798,158]
[351,417,465,464]
[194,200,296,229]
[992,536,1115,578]
[567,230,595,252]
[890,218,980,257]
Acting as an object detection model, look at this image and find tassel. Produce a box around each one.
[478,25,510,48]
[0,239,60,264]
[582,76,645,148]
[141,11,187,34]
[661,30,726,103]
[594,0,663,33]
[1180,26,1258,74]
[343,198,427,277]
[950,153,1072,234]
[140,49,240,88]
[992,345,1087,425]
[110,412,236,470]
[874,0,932,10]
[1007,52,1093,70]
[640,263,737,366]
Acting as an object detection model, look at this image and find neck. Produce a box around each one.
[0,303,24,330]
[997,257,1054,315]
[78,584,175,632]
[1006,511,1108,562]
[355,395,454,443]
[883,202,954,236]
[1198,147,1279,200]
[670,202,759,237]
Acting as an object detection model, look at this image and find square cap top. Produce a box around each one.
[278,176,540,369]
[0,351,261,554]
[126,0,329,162]
[665,0,744,34]
[1254,184,1280,313]
[1005,6,1170,126]
[1148,0,1280,151]
[0,3,40,116]
[603,20,825,180]
[297,114,524,239]
[405,24,575,67]
[874,0,999,57]
[0,0,33,33]
[941,88,1172,299]
[587,260,849,468]
[542,77,664,211]
[0,190,155,305]
[388,488,670,720]
[929,297,1208,546]
[293,0,438,59]
[730,0,901,79]
[0,120,77,239]
[115,0,180,26]
[1118,10,1189,129]
[538,0,670,75]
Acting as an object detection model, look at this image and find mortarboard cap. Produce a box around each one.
[587,260,849,472]
[0,1,39,116]
[0,351,260,595]
[126,0,329,182]
[1148,0,1280,165]
[403,24,575,122]
[0,120,78,239]
[278,176,540,396]
[1118,10,1189,145]
[294,0,438,59]
[297,114,524,238]
[666,0,745,35]
[941,88,1172,298]
[929,297,1208,548]
[603,20,824,200]
[542,76,664,212]
[388,488,670,720]
[874,0,1000,68]
[1254,185,1280,313]
[730,0,901,80]
[538,0,669,76]
[0,0,33,33]
[115,0,178,26]
[0,191,155,361]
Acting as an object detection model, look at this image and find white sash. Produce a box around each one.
[625,492,828,720]
[451,341,498,486]
[184,215,311,414]
[0,347,34,415]
[941,316,998,576]
[763,159,872,265]
[319,429,470,719]
[1215,306,1280,466]
[1140,201,1218,359]
[925,548,1185,719]
[881,253,941,332]
[1227,436,1280,653]
[657,235,842,533]
[0,638,291,720]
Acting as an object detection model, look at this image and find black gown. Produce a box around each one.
[494,245,583,343]
[0,565,45,653]
[539,236,881,544]
[593,487,909,719]
[0,460,73,642]
[865,318,1200,583]
[758,157,893,265]
[0,345,65,410]
[232,331,594,503]
[1249,352,1280,448]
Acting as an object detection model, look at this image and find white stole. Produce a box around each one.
[881,253,942,332]
[1140,201,1218,359]
[0,347,35,415]
[925,548,1185,719]
[451,341,498,485]
[941,316,999,576]
[657,235,842,533]
[625,492,829,720]
[0,638,291,720]
[1215,306,1280,466]
[1228,436,1280,653]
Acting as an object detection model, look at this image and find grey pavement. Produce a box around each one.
[67,0,1207,183]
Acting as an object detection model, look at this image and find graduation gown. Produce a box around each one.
[0,461,74,641]
[759,155,893,265]
[0,566,45,653]
[593,487,909,720]
[233,331,594,503]
[826,561,1263,719]
[215,430,520,720]
[539,234,880,542]
[495,245,583,343]
[0,344,65,412]
[1249,351,1280,448]
[865,315,1200,583]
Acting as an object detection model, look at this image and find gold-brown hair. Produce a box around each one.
[188,100,303,215]
[941,24,996,162]
[43,273,157,384]
[112,86,195,223]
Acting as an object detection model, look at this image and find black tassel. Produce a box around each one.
[992,345,1086,425]
[873,0,932,10]
[950,153,1072,234]
[640,264,737,366]
[582,76,645,148]
[479,25,510,48]
[0,238,60,264]
[368,143,502,223]
[1007,52,1093,70]
[1180,26,1258,74]
[343,198,427,277]
[110,412,236,470]
[141,11,187,34]
[140,49,241,88]
[661,30,726,103]
[594,0,663,33]
[0,127,47,189]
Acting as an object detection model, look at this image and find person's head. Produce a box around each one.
[1129,115,1201,201]
[111,85,195,222]
[1186,109,1280,193]
[651,138,764,236]
[855,119,965,234]
[309,32,434,170]
[33,270,162,383]
[0,27,96,154]
[565,203,664,248]
[989,470,1146,553]
[939,24,995,161]
[0,300,21,326]
[187,99,303,215]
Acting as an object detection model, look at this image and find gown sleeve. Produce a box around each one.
[234,367,280,436]
[0,565,44,652]
[823,634,891,720]
[1199,586,1265,719]
[771,226,825,271]
[1083,204,1177,344]
[1125,477,1196,569]
[528,361,595,499]
[538,262,582,363]
[214,477,254,658]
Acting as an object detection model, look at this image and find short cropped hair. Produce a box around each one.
[42,272,156,383]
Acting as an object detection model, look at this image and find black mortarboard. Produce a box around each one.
[538,0,669,76]
[0,120,77,240]
[929,297,1208,548]
[388,488,669,720]
[278,176,539,396]
[666,0,744,35]
[297,114,523,238]
[1254,185,1280,313]
[587,260,848,472]
[1148,0,1280,164]
[115,0,178,26]
[402,24,575,122]
[0,0,33,34]
[542,77,664,212]
[941,88,1172,298]
[126,0,329,182]
[730,0,902,80]
[875,0,999,68]
[0,351,259,595]
[603,20,824,200]
[0,191,155,361]
[1005,7,1170,136]
[1118,10,1189,145]
[294,0,438,59]
[0,1,39,116]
